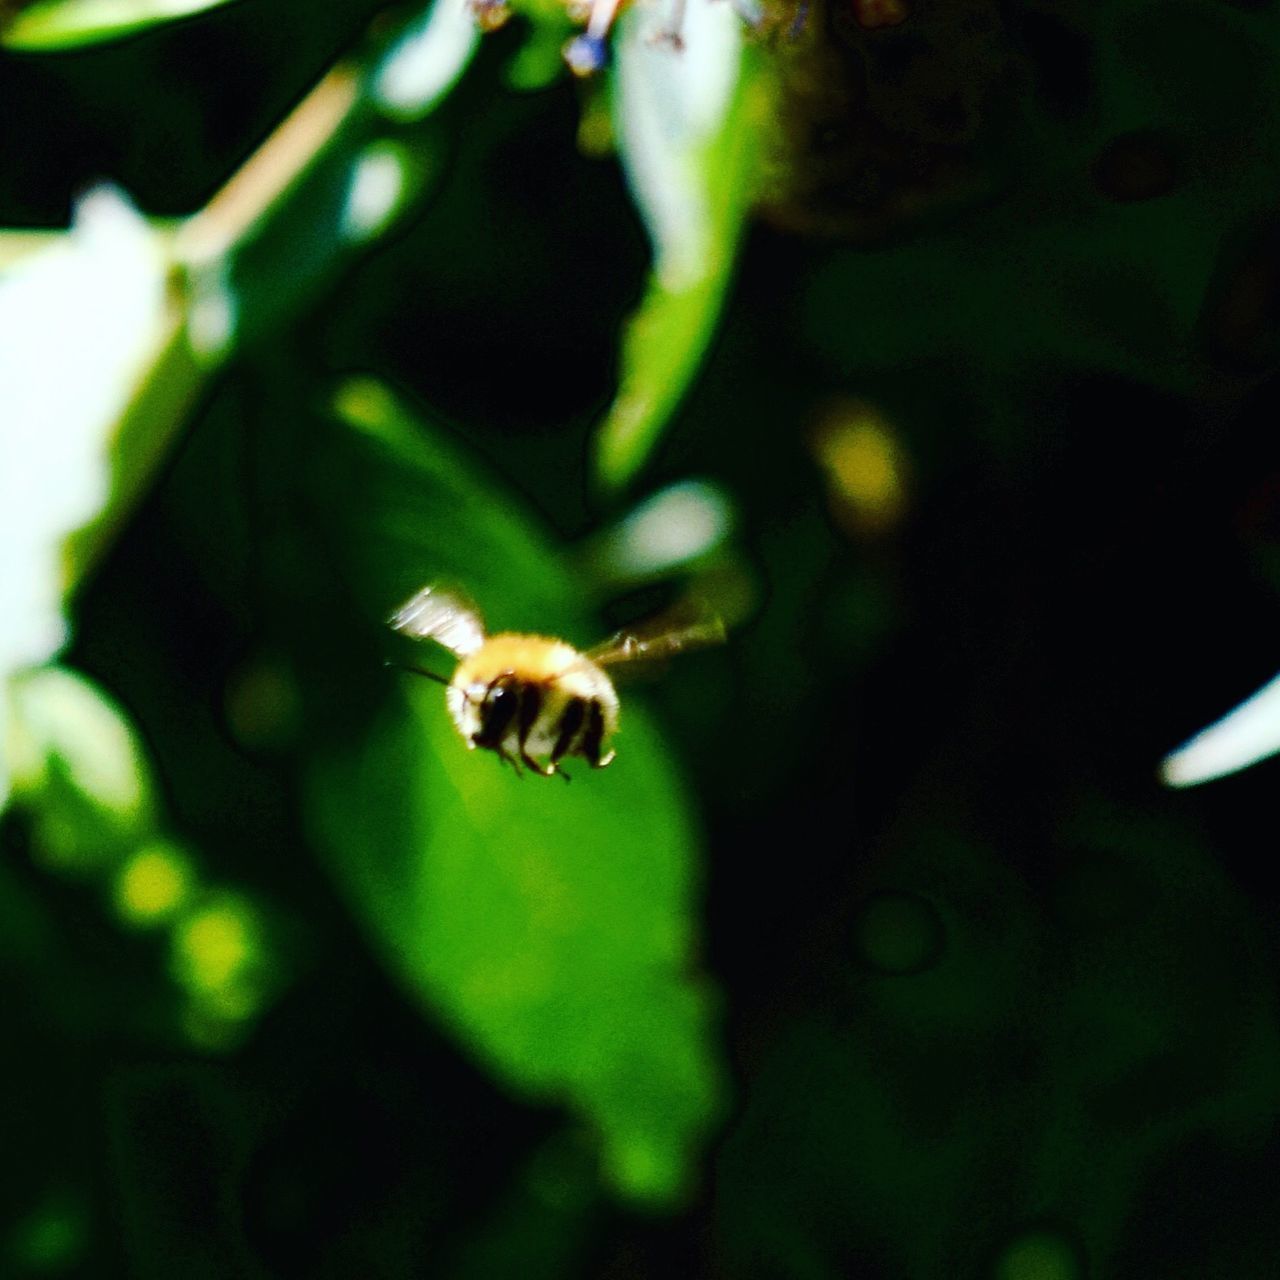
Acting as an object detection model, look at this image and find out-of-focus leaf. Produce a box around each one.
[178,0,476,358]
[1,0,239,50]
[6,666,157,868]
[593,5,765,494]
[301,380,723,1204]
[504,19,571,93]
[1161,670,1280,787]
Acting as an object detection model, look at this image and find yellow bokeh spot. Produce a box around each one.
[812,403,908,533]
[172,898,260,997]
[114,843,192,926]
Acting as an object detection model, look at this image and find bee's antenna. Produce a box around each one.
[384,659,450,686]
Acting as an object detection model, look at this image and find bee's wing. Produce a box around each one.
[585,601,726,668]
[388,584,486,657]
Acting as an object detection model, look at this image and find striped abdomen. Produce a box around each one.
[448,649,619,775]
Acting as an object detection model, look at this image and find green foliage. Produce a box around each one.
[7,666,157,867]
[8,0,1280,1273]
[301,381,722,1203]
[595,8,765,493]
[1,0,738,1216]
[1,0,241,49]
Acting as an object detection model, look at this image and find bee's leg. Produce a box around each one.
[497,747,523,777]
[557,766,572,784]
[520,751,557,777]
[591,749,617,769]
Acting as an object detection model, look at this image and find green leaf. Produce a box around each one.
[504,18,572,93]
[2,0,240,50]
[300,380,724,1204]
[593,6,765,495]
[6,666,157,869]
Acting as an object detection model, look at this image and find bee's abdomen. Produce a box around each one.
[541,693,612,767]
[551,696,586,763]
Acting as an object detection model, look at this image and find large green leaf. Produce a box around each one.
[1,0,240,50]
[300,381,723,1204]
[593,5,765,494]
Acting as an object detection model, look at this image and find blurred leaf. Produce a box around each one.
[504,19,571,93]
[1161,670,1280,787]
[1,0,240,49]
[6,666,157,868]
[301,380,723,1204]
[178,0,478,356]
[593,6,765,494]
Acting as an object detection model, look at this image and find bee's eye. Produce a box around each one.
[473,678,519,747]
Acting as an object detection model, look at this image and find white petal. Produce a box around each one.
[1160,671,1280,787]
[0,187,169,802]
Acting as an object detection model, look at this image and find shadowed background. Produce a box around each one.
[3,0,1280,1276]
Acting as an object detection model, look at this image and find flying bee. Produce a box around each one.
[388,584,725,778]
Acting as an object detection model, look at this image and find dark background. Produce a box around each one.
[4,0,1280,1275]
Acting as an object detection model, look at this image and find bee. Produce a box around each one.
[388,584,725,777]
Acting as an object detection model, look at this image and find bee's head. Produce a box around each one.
[466,674,520,750]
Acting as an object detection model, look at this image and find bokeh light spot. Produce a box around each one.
[583,478,734,585]
[852,890,945,975]
[172,897,262,1000]
[342,142,409,243]
[812,403,908,534]
[114,842,193,926]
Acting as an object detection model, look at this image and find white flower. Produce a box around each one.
[0,186,169,803]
